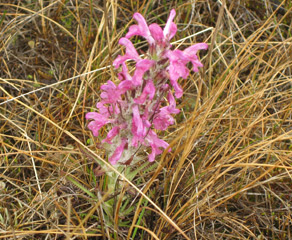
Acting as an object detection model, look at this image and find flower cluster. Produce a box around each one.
[86,9,208,165]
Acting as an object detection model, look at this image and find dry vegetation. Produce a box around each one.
[1,0,292,239]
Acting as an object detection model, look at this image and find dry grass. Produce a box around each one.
[1,0,292,239]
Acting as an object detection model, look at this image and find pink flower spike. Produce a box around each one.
[163,9,177,40]
[113,38,140,68]
[86,9,208,166]
[109,139,127,165]
[132,59,155,86]
[126,13,155,45]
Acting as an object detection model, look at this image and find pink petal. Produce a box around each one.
[96,102,118,116]
[163,9,177,40]
[131,135,140,148]
[120,37,140,59]
[146,81,155,100]
[153,108,175,130]
[168,22,177,40]
[148,146,157,162]
[183,43,208,57]
[146,130,169,149]
[167,91,180,113]
[170,79,183,98]
[87,121,101,137]
[183,43,208,72]
[100,80,121,103]
[86,112,110,137]
[126,25,140,38]
[190,58,204,72]
[109,139,127,165]
[132,105,143,137]
[102,126,120,144]
[168,62,189,81]
[118,80,133,93]
[86,112,105,121]
[96,102,109,116]
[113,55,128,68]
[100,80,116,91]
[167,91,176,106]
[167,49,189,80]
[113,38,140,68]
[133,13,149,31]
[134,80,155,104]
[126,13,155,45]
[146,130,170,162]
[118,63,132,81]
[132,59,154,86]
[149,23,164,41]
[141,108,151,128]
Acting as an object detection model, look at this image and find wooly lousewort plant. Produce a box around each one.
[86,9,208,167]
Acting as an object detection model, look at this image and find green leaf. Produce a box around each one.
[66,175,97,199]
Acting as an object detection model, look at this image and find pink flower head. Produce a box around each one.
[126,13,155,45]
[86,9,208,165]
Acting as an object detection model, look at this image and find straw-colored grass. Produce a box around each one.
[1,0,292,239]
